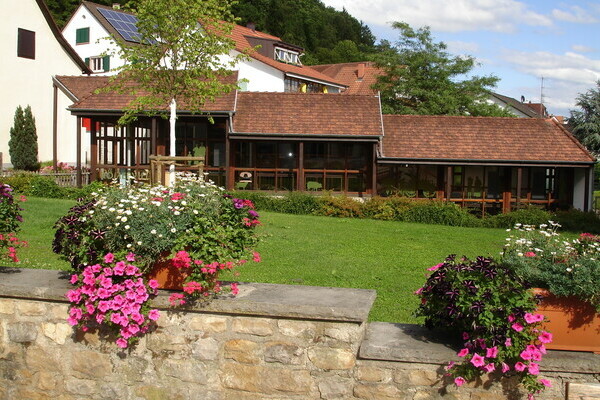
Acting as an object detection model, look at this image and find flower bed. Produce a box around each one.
[0,183,27,263]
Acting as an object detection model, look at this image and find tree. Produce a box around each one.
[8,105,39,171]
[107,0,246,183]
[373,22,511,116]
[568,81,600,155]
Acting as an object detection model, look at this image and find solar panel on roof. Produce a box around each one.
[98,7,141,43]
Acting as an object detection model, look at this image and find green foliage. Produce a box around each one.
[415,255,550,395]
[106,0,245,126]
[230,191,320,214]
[399,201,479,226]
[568,80,600,155]
[361,196,413,220]
[9,105,39,171]
[502,224,600,310]
[314,195,363,218]
[1,174,106,200]
[554,209,600,234]
[373,22,511,116]
[483,207,553,229]
[44,0,128,28]
[0,184,24,234]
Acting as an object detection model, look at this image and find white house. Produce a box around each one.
[0,0,90,167]
[62,1,346,92]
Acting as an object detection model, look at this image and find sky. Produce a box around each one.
[321,0,600,117]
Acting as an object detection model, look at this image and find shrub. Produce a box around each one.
[484,207,553,229]
[361,196,413,220]
[277,191,321,214]
[554,209,600,234]
[0,173,36,193]
[0,183,24,233]
[399,201,480,227]
[314,195,363,218]
[27,176,64,198]
[415,255,552,396]
[8,105,39,171]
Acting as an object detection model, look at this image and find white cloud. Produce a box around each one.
[446,40,480,55]
[571,44,596,53]
[321,0,552,33]
[502,50,600,113]
[551,6,598,23]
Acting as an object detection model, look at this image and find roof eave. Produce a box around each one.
[377,157,595,167]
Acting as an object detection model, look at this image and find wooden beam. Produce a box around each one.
[516,167,522,208]
[371,143,377,195]
[298,142,304,191]
[445,166,452,200]
[90,119,98,181]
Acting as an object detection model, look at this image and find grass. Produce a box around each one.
[14,197,508,323]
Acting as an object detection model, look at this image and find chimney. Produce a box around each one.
[246,22,256,32]
[112,3,121,10]
[357,63,365,80]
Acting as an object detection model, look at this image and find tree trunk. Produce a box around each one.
[169,98,177,186]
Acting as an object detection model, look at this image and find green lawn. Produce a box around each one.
[14,197,508,323]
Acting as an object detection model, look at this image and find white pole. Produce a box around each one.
[169,98,176,186]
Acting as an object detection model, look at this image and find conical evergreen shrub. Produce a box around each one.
[8,105,39,171]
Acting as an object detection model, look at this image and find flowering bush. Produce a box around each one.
[501,222,600,311]
[66,253,160,348]
[0,183,27,263]
[39,161,75,173]
[415,255,552,397]
[53,175,260,300]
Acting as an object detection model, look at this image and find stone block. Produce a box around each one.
[318,378,353,399]
[64,377,97,396]
[232,317,273,336]
[0,299,15,314]
[191,337,220,361]
[71,350,112,379]
[117,356,150,382]
[221,362,312,394]
[278,320,316,339]
[16,301,47,316]
[408,370,439,386]
[25,348,59,372]
[224,339,260,364]
[135,385,186,400]
[264,341,303,365]
[146,332,188,354]
[189,315,228,333]
[161,359,208,384]
[13,389,54,400]
[323,323,361,343]
[156,312,184,328]
[353,384,403,400]
[49,304,69,320]
[8,322,38,343]
[42,322,72,345]
[356,365,388,382]
[37,371,57,391]
[308,347,355,370]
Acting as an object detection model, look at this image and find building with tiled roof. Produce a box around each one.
[379,115,595,212]
[310,62,382,95]
[1,0,90,168]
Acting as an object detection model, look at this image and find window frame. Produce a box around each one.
[76,27,90,45]
[17,28,35,59]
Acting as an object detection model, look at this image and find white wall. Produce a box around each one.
[62,5,124,75]
[572,167,593,211]
[0,0,84,166]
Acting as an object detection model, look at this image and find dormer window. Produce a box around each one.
[275,48,300,65]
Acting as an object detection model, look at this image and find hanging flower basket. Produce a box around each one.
[533,288,600,353]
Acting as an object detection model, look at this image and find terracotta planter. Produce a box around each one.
[146,258,188,290]
[533,288,600,353]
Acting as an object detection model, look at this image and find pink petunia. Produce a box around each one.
[539,379,552,387]
[524,251,536,257]
[148,309,160,321]
[511,323,524,332]
[514,362,526,372]
[454,377,466,387]
[462,332,469,340]
[538,331,553,344]
[486,346,498,358]
[483,363,495,373]
[253,251,261,263]
[148,279,159,290]
[70,274,79,284]
[470,353,485,367]
[528,363,540,375]
[505,338,512,347]
[103,253,115,263]
[457,348,469,357]
[231,282,239,296]
[520,350,533,360]
[126,252,136,262]
[427,263,444,271]
[501,363,510,373]
[116,338,128,348]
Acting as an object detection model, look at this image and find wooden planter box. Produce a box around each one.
[533,288,600,353]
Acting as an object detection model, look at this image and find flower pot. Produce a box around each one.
[533,288,600,353]
[146,258,188,290]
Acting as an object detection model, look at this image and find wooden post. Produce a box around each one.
[298,142,304,191]
[52,84,58,171]
[516,167,522,209]
[502,191,511,214]
[371,143,378,195]
[445,166,452,201]
[76,116,82,188]
[225,120,231,190]
[90,119,98,181]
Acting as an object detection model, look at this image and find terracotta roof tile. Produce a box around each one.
[310,62,382,95]
[381,115,595,164]
[233,92,383,137]
[58,73,238,113]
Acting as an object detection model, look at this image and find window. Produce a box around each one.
[85,55,111,72]
[76,27,90,44]
[17,28,35,59]
[275,48,301,65]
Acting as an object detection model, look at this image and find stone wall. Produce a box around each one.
[0,267,598,400]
